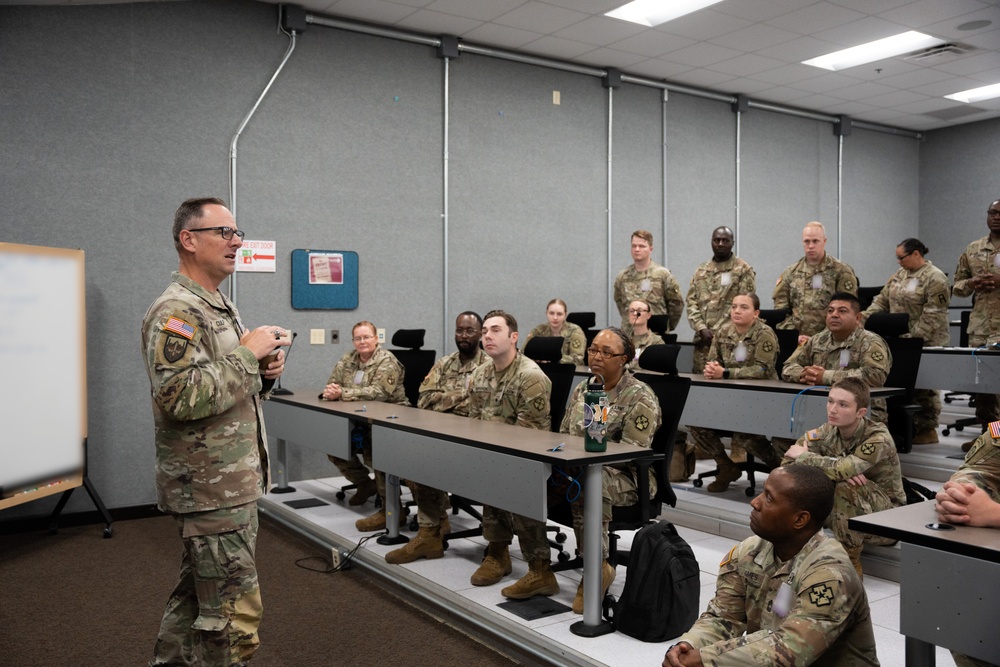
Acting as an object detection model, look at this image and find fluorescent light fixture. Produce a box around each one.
[605,0,725,27]
[945,83,1000,103]
[802,31,946,71]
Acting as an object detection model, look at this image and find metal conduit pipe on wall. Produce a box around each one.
[442,56,450,352]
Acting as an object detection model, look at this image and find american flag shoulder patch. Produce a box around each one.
[164,316,196,340]
[990,421,1000,439]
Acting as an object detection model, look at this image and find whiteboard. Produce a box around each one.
[0,243,86,508]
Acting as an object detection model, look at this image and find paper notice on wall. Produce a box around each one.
[308,252,344,284]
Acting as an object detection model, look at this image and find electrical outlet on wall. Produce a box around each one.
[310,329,325,345]
[377,328,385,344]
[331,329,339,344]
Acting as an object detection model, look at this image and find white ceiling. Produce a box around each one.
[26,0,1000,131]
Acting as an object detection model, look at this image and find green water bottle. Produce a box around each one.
[584,374,609,452]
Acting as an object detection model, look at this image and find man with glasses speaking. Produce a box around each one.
[142,197,290,666]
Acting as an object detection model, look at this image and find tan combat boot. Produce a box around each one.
[707,457,742,493]
[846,545,864,580]
[439,515,452,537]
[912,428,939,445]
[729,439,747,463]
[349,477,378,506]
[501,559,560,599]
[385,525,444,564]
[355,508,386,532]
[572,561,616,614]
[470,542,512,586]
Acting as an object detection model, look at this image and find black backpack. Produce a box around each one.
[608,520,701,642]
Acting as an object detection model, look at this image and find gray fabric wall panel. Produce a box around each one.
[919,117,1000,281]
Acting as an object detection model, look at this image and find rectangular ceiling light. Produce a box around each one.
[945,83,1000,103]
[605,0,726,27]
[802,31,946,71]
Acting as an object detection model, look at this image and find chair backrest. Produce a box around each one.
[865,312,909,339]
[391,328,426,349]
[637,343,680,375]
[959,309,971,347]
[565,311,596,330]
[774,328,800,372]
[647,314,671,336]
[632,373,692,509]
[858,285,882,311]
[883,335,923,393]
[524,336,574,431]
[758,308,787,330]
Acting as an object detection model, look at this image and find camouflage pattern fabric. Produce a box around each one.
[862,260,951,346]
[781,327,892,424]
[613,262,684,331]
[687,255,757,372]
[468,352,551,560]
[141,271,269,515]
[954,236,1000,426]
[631,329,666,360]
[678,531,880,666]
[773,255,858,336]
[149,504,261,667]
[412,348,487,527]
[558,372,661,558]
[783,420,905,554]
[525,321,587,365]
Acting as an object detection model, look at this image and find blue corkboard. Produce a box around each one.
[291,249,359,310]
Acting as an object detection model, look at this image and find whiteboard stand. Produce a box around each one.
[48,439,113,538]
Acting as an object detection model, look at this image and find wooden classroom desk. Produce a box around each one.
[916,346,1000,394]
[264,390,649,636]
[849,502,1000,666]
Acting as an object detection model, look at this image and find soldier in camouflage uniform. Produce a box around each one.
[385,312,486,565]
[773,221,858,340]
[782,292,892,425]
[466,310,555,600]
[322,321,409,532]
[626,299,666,361]
[863,238,951,444]
[525,298,587,365]
[936,421,1000,667]
[664,465,879,667]
[613,230,684,332]
[687,294,783,492]
[952,200,1000,445]
[686,227,757,373]
[142,198,290,667]
[557,327,661,613]
[783,378,905,578]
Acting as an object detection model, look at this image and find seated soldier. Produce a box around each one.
[627,298,665,360]
[663,465,879,667]
[782,377,905,577]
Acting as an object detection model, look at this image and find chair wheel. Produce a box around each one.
[557,551,571,563]
[408,519,419,532]
[103,526,113,538]
[956,426,965,432]
[745,487,755,497]
[692,479,703,488]
[555,532,567,544]
[336,491,346,500]
[942,428,951,436]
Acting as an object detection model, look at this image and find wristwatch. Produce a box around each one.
[723,368,730,379]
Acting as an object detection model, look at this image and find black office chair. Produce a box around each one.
[647,314,673,338]
[774,329,800,372]
[943,310,979,435]
[523,336,575,432]
[388,329,436,408]
[758,309,787,331]
[566,311,598,348]
[866,313,922,453]
[858,285,883,311]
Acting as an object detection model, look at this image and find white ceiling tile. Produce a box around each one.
[839,59,920,81]
[766,2,867,35]
[790,93,844,109]
[706,53,786,77]
[913,75,986,96]
[393,9,484,34]
[708,22,800,52]
[553,15,646,47]
[712,0,818,23]
[877,0,990,31]
[963,28,1000,50]
[426,0,526,22]
[373,0,436,7]
[576,47,648,68]
[520,34,595,59]
[627,58,694,80]
[874,67,956,89]
[608,31,696,58]
[493,2,588,33]
[827,0,913,13]
[931,51,1000,75]
[813,16,914,48]
[461,22,543,49]
[899,97,967,113]
[858,89,929,108]
[754,85,813,103]
[727,78,779,95]
[669,68,738,88]
[919,6,1000,40]
[751,63,824,85]
[824,100,878,114]
[325,0,417,24]
[540,0,621,13]
[664,42,744,67]
[827,81,897,101]
[655,9,753,41]
[791,72,864,93]
[755,35,842,61]
[858,108,912,122]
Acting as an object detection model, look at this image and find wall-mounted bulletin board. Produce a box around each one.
[291,249,359,310]
[0,243,86,511]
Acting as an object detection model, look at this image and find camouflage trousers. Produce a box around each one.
[481,505,550,561]
[913,388,942,431]
[691,338,711,374]
[828,481,896,553]
[410,482,451,528]
[687,426,782,469]
[328,422,385,500]
[150,503,261,667]
[969,335,1000,424]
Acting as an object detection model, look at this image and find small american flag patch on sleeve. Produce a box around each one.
[990,421,1000,439]
[164,316,196,340]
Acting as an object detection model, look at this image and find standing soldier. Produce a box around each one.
[613,229,684,332]
[774,221,858,342]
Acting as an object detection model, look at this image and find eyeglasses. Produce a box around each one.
[353,335,375,342]
[988,210,1000,217]
[587,346,626,360]
[627,308,649,316]
[455,327,479,336]
[895,251,913,261]
[187,226,245,241]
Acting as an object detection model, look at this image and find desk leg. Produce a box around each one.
[377,473,408,546]
[905,637,934,667]
[270,438,295,493]
[570,464,614,637]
